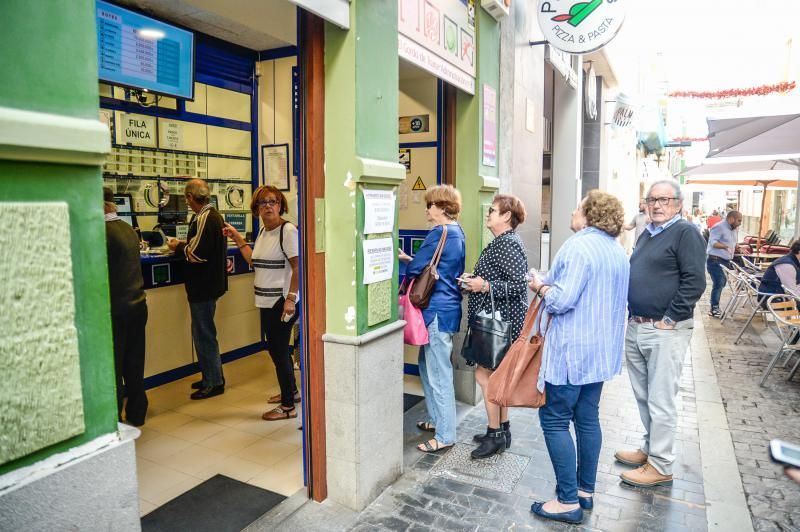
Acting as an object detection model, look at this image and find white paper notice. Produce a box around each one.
[363,189,396,234]
[363,238,394,285]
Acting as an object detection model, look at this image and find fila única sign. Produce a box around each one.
[538,0,625,54]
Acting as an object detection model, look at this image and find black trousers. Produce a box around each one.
[261,297,298,409]
[112,301,148,425]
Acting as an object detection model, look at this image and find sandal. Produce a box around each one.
[268,392,301,404]
[262,406,298,421]
[416,421,436,433]
[417,439,453,454]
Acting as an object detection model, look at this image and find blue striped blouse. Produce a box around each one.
[537,227,630,391]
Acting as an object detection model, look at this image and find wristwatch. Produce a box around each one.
[661,316,676,327]
[286,292,298,303]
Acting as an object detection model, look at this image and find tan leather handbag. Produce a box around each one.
[409,225,448,309]
[486,295,547,408]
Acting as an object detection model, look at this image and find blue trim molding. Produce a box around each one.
[143,342,264,389]
[259,46,298,60]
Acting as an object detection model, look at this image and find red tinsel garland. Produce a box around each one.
[668,81,796,99]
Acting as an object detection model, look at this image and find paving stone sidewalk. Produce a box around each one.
[698,293,800,532]
[349,352,709,531]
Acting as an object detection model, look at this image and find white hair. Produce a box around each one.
[647,179,684,201]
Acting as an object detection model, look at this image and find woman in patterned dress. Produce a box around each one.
[461,194,529,459]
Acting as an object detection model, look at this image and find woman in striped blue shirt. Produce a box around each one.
[527,190,630,525]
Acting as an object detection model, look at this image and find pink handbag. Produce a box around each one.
[399,280,429,345]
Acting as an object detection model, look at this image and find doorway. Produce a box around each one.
[99,0,326,521]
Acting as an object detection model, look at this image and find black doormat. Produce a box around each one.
[404,393,424,412]
[141,474,286,532]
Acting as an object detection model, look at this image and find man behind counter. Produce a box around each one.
[104,186,148,425]
[168,179,228,400]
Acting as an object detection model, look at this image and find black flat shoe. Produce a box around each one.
[530,502,583,525]
[190,385,224,400]
[471,429,506,459]
[192,377,225,390]
[578,495,593,511]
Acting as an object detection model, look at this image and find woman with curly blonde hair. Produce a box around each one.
[527,190,629,525]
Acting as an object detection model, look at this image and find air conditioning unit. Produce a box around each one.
[481,0,509,20]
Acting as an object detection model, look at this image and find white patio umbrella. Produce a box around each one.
[681,160,799,248]
[706,114,800,238]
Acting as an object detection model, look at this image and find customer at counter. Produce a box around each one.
[223,186,301,421]
[104,187,148,426]
[168,179,228,400]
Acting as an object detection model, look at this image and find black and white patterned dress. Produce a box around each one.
[467,230,529,347]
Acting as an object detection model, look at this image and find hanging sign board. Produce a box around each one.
[537,0,626,54]
[159,119,184,150]
[363,238,395,285]
[363,189,396,235]
[398,0,476,95]
[584,64,598,120]
[115,112,157,148]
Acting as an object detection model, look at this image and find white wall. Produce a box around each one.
[258,56,299,225]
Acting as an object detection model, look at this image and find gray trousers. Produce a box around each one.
[624,319,694,475]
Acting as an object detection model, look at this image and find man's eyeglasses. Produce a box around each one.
[257,199,280,208]
[488,207,497,215]
[644,197,677,206]
[426,202,438,209]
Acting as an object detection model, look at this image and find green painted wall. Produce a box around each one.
[0,0,118,475]
[325,0,400,336]
[456,9,501,267]
[0,0,99,120]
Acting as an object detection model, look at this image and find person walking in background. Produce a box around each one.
[624,200,649,246]
[526,191,630,525]
[399,185,466,454]
[706,209,722,229]
[104,187,148,426]
[617,180,706,488]
[460,194,528,460]
[707,211,742,317]
[223,186,301,421]
[168,179,228,400]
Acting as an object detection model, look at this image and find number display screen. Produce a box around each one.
[96,0,194,100]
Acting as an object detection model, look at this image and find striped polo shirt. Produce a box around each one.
[251,222,299,308]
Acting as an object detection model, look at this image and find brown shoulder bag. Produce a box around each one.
[486,295,548,408]
[409,225,448,309]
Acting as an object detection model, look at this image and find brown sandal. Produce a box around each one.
[262,406,298,421]
[267,392,301,404]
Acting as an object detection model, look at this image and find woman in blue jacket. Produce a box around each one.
[399,185,465,453]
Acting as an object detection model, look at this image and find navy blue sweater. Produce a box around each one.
[406,223,466,333]
[629,219,707,321]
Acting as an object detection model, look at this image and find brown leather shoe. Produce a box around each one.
[620,463,673,487]
[267,392,301,404]
[262,406,298,421]
[614,448,648,466]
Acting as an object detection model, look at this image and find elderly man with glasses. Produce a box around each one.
[168,179,228,400]
[615,180,707,488]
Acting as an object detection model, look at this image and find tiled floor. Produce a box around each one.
[134,353,305,517]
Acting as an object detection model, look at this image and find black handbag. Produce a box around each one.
[460,287,512,370]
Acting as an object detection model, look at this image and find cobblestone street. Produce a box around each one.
[260,288,800,532]
[347,350,708,532]
[698,295,800,532]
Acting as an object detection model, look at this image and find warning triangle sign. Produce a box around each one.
[412,176,426,191]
